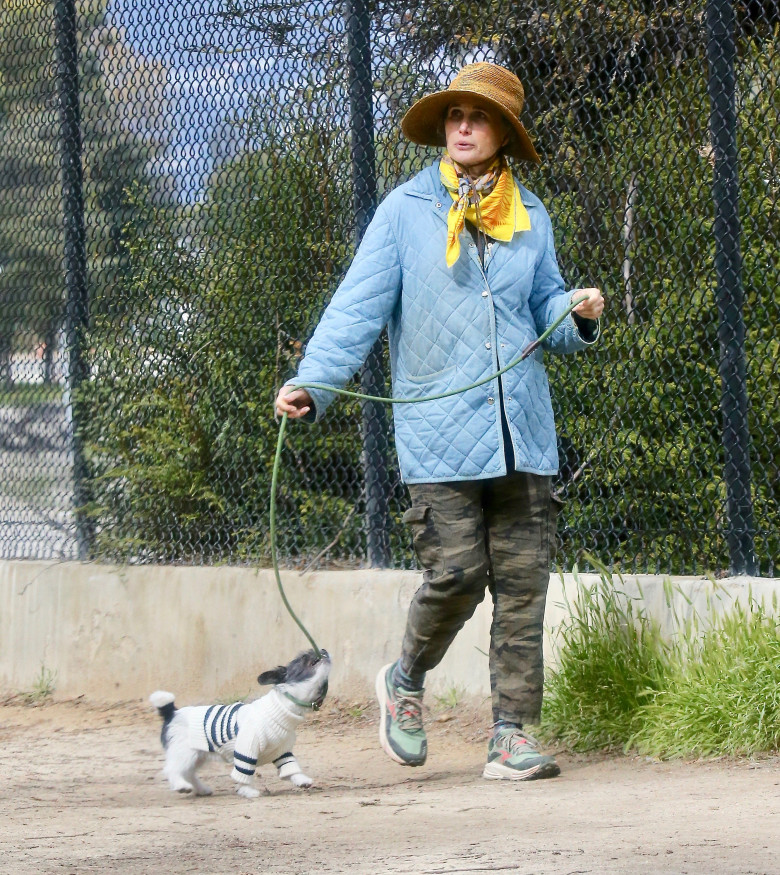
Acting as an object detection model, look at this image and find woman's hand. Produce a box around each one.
[572,288,605,320]
[275,385,314,419]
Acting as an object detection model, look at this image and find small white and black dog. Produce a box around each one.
[150,648,330,799]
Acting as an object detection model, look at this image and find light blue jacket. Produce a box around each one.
[292,162,599,483]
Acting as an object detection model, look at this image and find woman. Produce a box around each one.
[275,63,604,781]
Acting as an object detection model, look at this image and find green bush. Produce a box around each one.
[542,39,779,573]
[78,133,379,564]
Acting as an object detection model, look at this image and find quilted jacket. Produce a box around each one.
[291,161,599,483]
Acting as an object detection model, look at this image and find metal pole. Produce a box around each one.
[54,0,93,558]
[345,0,391,567]
[706,0,756,574]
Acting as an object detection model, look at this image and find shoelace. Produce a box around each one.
[500,729,540,754]
[394,691,424,731]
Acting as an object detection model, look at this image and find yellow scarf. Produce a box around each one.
[439,154,531,267]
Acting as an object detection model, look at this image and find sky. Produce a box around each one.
[104,0,473,203]
[106,0,310,201]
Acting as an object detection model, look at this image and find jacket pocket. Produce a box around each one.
[402,363,457,385]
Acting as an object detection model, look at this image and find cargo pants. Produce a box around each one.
[400,472,559,725]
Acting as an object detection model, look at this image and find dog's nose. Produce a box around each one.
[318,649,330,660]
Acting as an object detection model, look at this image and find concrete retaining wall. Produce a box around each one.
[1,560,777,702]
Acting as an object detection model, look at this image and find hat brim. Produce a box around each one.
[401,89,541,164]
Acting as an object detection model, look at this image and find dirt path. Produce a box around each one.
[0,697,777,874]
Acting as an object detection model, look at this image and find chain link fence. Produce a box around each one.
[0,0,777,574]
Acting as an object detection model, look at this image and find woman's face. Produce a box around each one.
[444,100,510,177]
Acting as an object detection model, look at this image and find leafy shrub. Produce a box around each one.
[78,130,394,564]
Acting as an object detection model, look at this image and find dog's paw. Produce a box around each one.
[192,782,213,796]
[236,784,261,799]
[290,773,313,788]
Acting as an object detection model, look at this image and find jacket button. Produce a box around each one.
[481,290,488,297]
[487,397,495,404]
[435,202,442,208]
[485,342,491,349]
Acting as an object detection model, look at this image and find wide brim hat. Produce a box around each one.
[401,62,541,164]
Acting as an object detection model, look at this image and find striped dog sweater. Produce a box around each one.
[184,689,306,785]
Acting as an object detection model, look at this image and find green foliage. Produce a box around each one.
[541,561,780,758]
[434,685,466,711]
[346,702,369,719]
[0,0,168,378]
[0,383,63,405]
[71,2,777,572]
[79,118,386,563]
[543,30,779,573]
[0,0,64,360]
[376,2,778,574]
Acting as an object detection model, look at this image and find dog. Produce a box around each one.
[150,648,330,799]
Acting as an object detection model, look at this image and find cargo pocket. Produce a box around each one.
[402,504,441,571]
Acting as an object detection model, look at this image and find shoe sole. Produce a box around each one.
[375,663,423,767]
[482,759,561,781]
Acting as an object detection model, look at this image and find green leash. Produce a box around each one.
[270,295,588,658]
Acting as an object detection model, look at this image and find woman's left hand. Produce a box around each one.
[572,288,605,320]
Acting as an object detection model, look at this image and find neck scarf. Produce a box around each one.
[439,154,531,267]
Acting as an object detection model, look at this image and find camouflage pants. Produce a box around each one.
[400,473,559,724]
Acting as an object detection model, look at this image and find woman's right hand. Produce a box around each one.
[275,385,314,419]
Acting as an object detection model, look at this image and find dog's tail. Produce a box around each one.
[150,690,176,723]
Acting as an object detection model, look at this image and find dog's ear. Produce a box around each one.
[257,666,287,686]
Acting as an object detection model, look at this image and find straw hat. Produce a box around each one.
[401,62,540,164]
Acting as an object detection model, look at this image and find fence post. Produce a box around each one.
[345,0,391,567]
[54,0,93,559]
[706,0,757,575]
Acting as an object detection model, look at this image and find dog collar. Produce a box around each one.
[280,679,327,712]
[281,691,323,711]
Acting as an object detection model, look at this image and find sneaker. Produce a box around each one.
[375,662,427,766]
[482,727,561,781]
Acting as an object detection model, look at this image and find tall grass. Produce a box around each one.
[630,600,780,757]
[540,562,672,751]
[540,560,780,758]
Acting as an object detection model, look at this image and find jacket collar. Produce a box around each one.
[404,161,538,223]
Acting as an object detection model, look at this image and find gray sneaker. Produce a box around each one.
[482,727,560,781]
[375,662,427,766]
